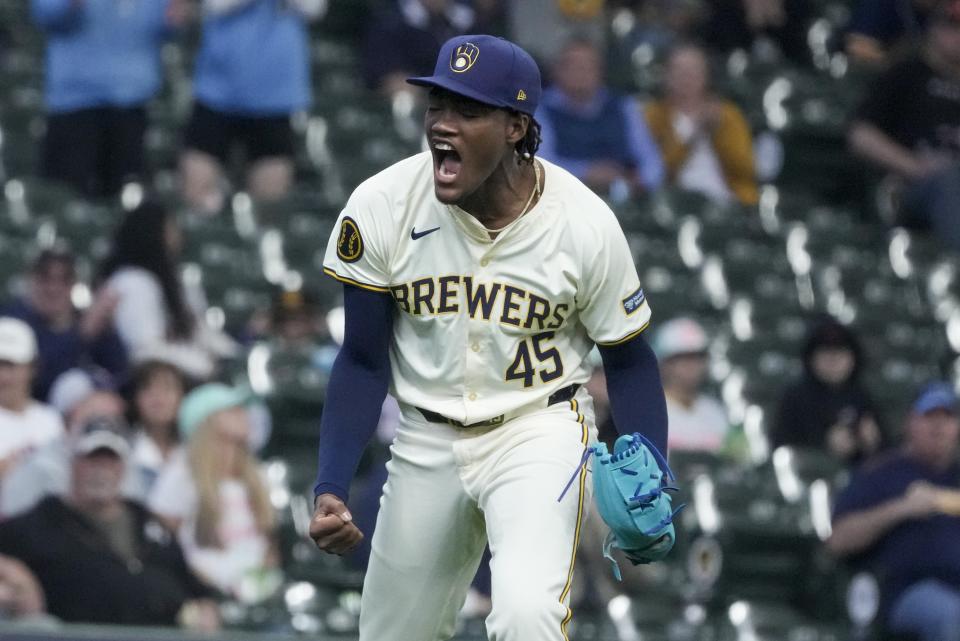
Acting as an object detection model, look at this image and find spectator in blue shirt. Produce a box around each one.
[31,0,188,198]
[179,0,326,214]
[828,381,960,641]
[536,38,665,201]
[1,248,127,401]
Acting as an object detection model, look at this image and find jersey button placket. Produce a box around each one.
[464,332,483,413]
[464,255,491,417]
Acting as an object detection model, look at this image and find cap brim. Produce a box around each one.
[913,386,959,414]
[75,433,130,458]
[179,387,255,439]
[407,75,513,111]
[915,400,958,415]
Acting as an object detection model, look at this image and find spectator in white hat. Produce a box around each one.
[652,317,730,453]
[0,416,219,628]
[0,368,137,519]
[0,318,64,486]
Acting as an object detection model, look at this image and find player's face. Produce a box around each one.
[425,89,525,204]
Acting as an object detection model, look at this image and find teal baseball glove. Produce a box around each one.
[559,433,682,580]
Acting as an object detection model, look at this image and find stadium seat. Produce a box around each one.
[281,212,337,266]
[0,232,31,298]
[641,267,713,320]
[3,176,78,219]
[719,599,848,641]
[616,197,677,236]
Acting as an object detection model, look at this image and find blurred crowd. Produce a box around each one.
[1,0,960,639]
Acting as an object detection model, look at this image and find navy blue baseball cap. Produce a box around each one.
[913,381,958,415]
[407,34,542,117]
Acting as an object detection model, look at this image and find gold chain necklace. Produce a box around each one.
[487,161,542,234]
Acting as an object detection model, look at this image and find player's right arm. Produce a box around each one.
[310,283,394,554]
[313,179,397,554]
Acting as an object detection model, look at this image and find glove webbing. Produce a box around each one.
[556,433,677,504]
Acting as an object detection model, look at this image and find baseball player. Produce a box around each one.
[309,35,669,641]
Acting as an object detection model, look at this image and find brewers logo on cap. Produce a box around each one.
[336,217,364,263]
[450,43,479,73]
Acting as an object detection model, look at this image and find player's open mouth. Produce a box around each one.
[433,141,462,185]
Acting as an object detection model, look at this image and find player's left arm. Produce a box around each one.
[598,334,668,454]
[577,204,667,452]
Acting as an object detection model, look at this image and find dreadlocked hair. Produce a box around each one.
[514,116,542,165]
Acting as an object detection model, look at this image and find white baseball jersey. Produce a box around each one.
[322,152,651,425]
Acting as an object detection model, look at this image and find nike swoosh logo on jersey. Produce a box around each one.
[411,226,441,240]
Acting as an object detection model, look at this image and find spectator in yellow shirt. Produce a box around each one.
[644,42,759,205]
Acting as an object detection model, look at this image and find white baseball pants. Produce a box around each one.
[357,390,597,641]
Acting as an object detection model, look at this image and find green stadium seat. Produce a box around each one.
[673,460,835,613]
[721,600,847,641]
[654,188,718,223]
[615,197,677,236]
[770,445,845,497]
[281,213,337,265]
[180,208,251,247]
[52,201,118,255]
[249,342,331,454]
[668,450,729,486]
[641,268,713,319]
[0,233,31,296]
[3,177,79,220]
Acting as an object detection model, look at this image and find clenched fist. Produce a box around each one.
[309,493,364,555]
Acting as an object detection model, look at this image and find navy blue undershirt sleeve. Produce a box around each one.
[598,333,668,454]
[314,284,394,503]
